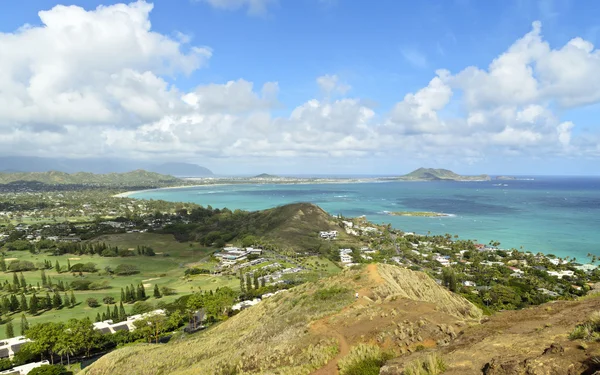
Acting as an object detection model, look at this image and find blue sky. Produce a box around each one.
[0,0,599,174]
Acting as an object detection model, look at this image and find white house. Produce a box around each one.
[547,270,574,279]
[340,254,353,264]
[232,298,261,311]
[0,360,50,375]
[0,337,30,359]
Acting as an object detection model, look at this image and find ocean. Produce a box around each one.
[129,177,600,261]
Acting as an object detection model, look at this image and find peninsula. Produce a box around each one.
[396,168,491,181]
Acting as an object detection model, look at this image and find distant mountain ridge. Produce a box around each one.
[397,168,491,181]
[0,169,181,187]
[0,156,212,176]
[149,162,213,177]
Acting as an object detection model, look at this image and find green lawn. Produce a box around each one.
[0,233,237,339]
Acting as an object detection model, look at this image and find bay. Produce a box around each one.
[129,177,600,261]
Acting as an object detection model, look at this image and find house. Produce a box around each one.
[0,360,50,375]
[547,270,574,279]
[462,281,477,287]
[319,231,338,239]
[184,310,207,333]
[232,298,261,311]
[434,256,450,267]
[92,309,166,334]
[537,288,560,297]
[340,254,353,264]
[0,337,30,359]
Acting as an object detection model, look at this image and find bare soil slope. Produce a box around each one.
[381,296,600,375]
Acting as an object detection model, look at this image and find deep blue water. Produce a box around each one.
[130,177,600,261]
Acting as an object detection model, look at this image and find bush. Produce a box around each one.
[131,301,154,315]
[184,268,211,276]
[88,280,110,290]
[8,260,36,272]
[103,296,115,304]
[339,344,390,375]
[28,364,69,375]
[86,298,100,308]
[569,311,600,341]
[70,262,97,273]
[314,287,349,301]
[160,286,176,296]
[403,353,446,375]
[70,280,92,290]
[114,264,139,275]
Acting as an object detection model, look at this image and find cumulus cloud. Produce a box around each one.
[316,74,351,96]
[1,3,599,168]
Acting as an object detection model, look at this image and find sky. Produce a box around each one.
[0,0,600,175]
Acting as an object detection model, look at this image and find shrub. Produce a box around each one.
[569,311,600,341]
[184,268,211,276]
[89,280,110,290]
[86,298,100,308]
[28,364,69,375]
[70,262,97,273]
[8,260,36,272]
[160,286,176,296]
[403,353,446,375]
[131,301,154,315]
[339,344,390,375]
[103,296,115,304]
[71,280,93,290]
[114,264,139,275]
[314,287,349,301]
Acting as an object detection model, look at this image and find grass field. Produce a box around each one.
[0,233,239,339]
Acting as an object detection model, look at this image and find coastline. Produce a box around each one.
[112,178,391,198]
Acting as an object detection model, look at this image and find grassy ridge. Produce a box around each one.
[0,170,181,187]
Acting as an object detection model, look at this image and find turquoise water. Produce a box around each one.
[130,177,600,261]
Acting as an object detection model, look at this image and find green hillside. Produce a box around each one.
[397,168,490,181]
[0,170,181,187]
[165,202,354,252]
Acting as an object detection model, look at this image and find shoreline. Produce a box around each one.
[112,178,391,198]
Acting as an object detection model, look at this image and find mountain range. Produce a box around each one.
[0,156,213,176]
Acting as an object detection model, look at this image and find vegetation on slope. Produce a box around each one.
[0,170,181,187]
[164,202,352,253]
[83,268,362,375]
[83,263,481,375]
[397,168,490,181]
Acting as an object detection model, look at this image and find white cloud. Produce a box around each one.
[1,4,600,169]
[316,74,351,96]
[196,0,277,15]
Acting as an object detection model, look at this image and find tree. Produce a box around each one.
[19,294,28,312]
[67,259,71,271]
[19,273,26,290]
[154,284,162,299]
[52,292,62,309]
[86,298,99,308]
[55,261,60,274]
[0,258,6,272]
[95,313,101,322]
[45,293,52,310]
[25,322,65,364]
[13,273,19,289]
[442,268,458,292]
[69,292,76,307]
[5,321,14,338]
[118,302,126,321]
[253,273,259,290]
[41,270,47,286]
[120,288,125,302]
[30,294,39,315]
[20,314,29,335]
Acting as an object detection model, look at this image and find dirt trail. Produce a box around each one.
[309,264,384,375]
